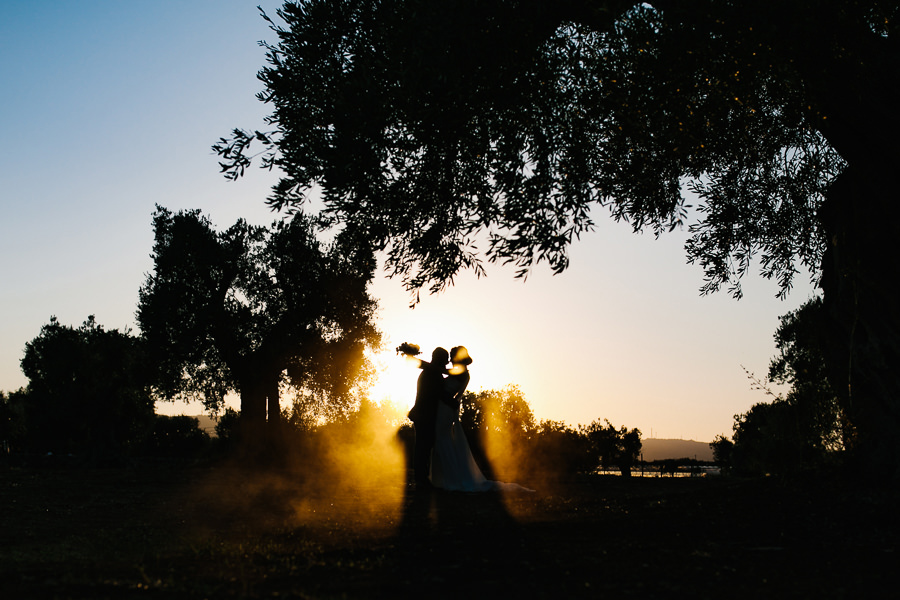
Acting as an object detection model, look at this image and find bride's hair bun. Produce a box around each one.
[450,346,473,365]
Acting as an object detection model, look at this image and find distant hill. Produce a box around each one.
[167,414,217,436]
[640,438,713,462]
[193,415,217,436]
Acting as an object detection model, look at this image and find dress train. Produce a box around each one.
[430,402,533,493]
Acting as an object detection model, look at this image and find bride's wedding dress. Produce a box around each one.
[430,373,533,493]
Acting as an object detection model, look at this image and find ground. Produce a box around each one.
[1,462,896,598]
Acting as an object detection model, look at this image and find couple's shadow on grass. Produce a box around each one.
[396,467,519,542]
[400,486,510,529]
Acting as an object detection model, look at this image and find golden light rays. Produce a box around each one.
[295,402,408,526]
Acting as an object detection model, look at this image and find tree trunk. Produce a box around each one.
[239,378,268,423]
[237,371,270,458]
[802,11,900,482]
[235,365,286,462]
[819,168,900,482]
[265,373,288,461]
[266,375,281,425]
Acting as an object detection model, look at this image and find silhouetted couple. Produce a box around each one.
[405,344,532,493]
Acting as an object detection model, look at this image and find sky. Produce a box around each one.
[0,1,818,443]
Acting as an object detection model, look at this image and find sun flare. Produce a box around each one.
[367,336,516,414]
[368,349,422,410]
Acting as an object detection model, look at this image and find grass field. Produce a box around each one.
[1,463,896,598]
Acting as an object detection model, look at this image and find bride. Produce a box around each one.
[430,346,533,493]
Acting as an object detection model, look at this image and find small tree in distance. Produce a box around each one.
[583,419,643,477]
[0,390,27,455]
[710,434,735,474]
[18,316,154,459]
[530,419,594,476]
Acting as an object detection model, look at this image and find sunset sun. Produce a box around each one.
[367,349,422,410]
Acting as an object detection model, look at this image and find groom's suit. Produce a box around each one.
[410,359,445,485]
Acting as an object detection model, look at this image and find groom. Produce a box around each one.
[409,346,449,489]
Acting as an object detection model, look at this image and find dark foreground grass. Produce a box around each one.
[1,463,896,599]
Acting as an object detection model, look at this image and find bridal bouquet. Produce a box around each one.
[396,342,421,356]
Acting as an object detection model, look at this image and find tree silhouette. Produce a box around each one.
[0,390,27,455]
[18,316,153,458]
[216,1,900,477]
[583,419,643,476]
[531,419,594,476]
[475,385,537,438]
[710,434,735,474]
[212,0,865,294]
[619,427,643,477]
[715,298,849,476]
[768,297,850,456]
[137,207,381,448]
[458,386,535,479]
[730,401,807,477]
[140,415,211,459]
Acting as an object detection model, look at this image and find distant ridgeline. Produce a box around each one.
[181,415,217,436]
[640,439,713,462]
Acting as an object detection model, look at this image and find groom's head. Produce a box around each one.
[432,347,449,366]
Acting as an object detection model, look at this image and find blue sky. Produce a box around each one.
[0,1,817,442]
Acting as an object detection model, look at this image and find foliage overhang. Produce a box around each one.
[215,0,897,299]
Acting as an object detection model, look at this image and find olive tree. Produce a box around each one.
[137,206,381,447]
[216,1,900,477]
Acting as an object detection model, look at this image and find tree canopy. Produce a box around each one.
[18,316,153,456]
[581,419,643,476]
[137,207,381,436]
[212,0,897,297]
